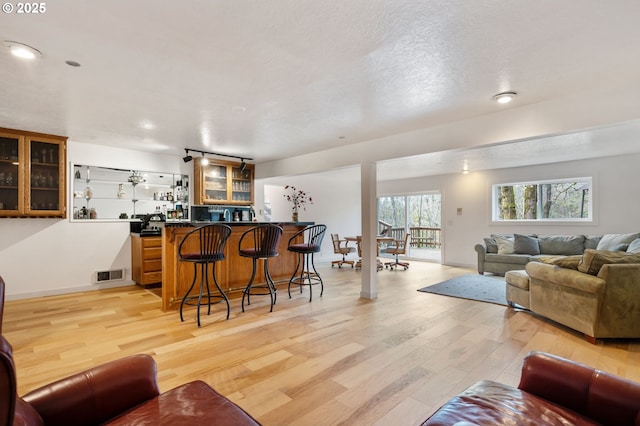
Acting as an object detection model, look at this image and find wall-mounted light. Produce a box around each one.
[492,91,517,104]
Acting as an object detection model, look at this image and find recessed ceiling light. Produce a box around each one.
[4,40,41,59]
[492,91,517,104]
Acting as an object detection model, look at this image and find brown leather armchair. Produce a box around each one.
[423,351,640,425]
[0,276,261,426]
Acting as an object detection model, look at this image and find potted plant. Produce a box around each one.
[283,185,312,222]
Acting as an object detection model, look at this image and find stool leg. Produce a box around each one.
[310,252,323,299]
[203,263,212,316]
[180,263,199,323]
[196,263,207,327]
[288,252,302,299]
[264,259,277,305]
[210,261,230,320]
[304,253,312,301]
[242,258,258,312]
[263,259,275,312]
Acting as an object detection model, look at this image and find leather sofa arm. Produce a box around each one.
[518,351,640,425]
[474,244,487,274]
[22,354,160,425]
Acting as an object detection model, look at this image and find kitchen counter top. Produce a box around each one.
[164,220,314,227]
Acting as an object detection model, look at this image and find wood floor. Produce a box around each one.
[5,261,640,425]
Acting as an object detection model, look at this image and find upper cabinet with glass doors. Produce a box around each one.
[0,128,67,218]
[194,159,254,205]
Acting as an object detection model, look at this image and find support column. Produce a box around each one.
[360,161,378,299]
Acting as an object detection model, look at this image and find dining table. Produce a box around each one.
[345,235,394,271]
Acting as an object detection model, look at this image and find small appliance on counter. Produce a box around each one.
[130,213,166,236]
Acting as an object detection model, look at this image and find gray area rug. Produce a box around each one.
[418,274,507,306]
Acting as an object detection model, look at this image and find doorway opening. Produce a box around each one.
[377,192,442,262]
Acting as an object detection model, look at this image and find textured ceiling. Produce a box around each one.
[2,1,640,178]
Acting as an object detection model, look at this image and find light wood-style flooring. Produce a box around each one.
[5,261,640,425]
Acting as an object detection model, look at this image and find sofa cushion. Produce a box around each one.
[495,235,515,254]
[537,235,585,255]
[596,233,640,251]
[421,380,599,426]
[578,249,640,276]
[627,238,640,254]
[506,270,530,291]
[486,253,530,265]
[105,381,260,425]
[514,234,540,255]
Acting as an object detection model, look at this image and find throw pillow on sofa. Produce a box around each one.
[537,235,585,255]
[553,255,582,270]
[484,237,498,253]
[596,233,640,251]
[577,249,640,275]
[538,255,582,270]
[627,238,640,253]
[514,234,540,255]
[495,235,515,254]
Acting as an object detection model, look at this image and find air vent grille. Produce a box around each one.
[94,268,125,284]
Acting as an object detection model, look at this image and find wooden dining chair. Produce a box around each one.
[384,232,410,270]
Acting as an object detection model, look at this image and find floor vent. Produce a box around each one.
[94,268,125,284]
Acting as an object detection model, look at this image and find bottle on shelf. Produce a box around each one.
[117,183,126,199]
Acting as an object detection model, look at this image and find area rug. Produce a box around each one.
[417,274,507,306]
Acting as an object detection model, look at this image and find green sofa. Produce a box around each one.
[475,233,639,275]
[506,246,640,342]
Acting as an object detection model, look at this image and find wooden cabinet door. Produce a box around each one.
[0,128,66,218]
[194,159,254,206]
[25,135,66,217]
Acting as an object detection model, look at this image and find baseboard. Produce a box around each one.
[6,280,136,301]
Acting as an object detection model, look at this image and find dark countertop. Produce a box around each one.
[164,221,314,227]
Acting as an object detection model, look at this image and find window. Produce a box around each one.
[492,177,592,222]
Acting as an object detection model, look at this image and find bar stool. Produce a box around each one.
[238,224,284,313]
[287,224,327,302]
[178,224,232,327]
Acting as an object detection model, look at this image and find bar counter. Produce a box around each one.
[161,221,313,311]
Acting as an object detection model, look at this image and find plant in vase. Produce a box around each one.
[283,185,312,222]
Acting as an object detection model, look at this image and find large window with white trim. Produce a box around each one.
[492,177,592,222]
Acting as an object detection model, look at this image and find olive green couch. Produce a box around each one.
[506,248,640,342]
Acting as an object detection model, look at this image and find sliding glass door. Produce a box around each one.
[377,192,441,261]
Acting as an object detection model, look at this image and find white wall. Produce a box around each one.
[255,168,361,262]
[379,152,640,268]
[0,141,189,299]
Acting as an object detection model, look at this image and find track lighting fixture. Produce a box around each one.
[182,148,252,165]
[200,153,209,166]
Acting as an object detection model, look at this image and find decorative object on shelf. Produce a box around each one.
[119,213,128,219]
[283,185,312,222]
[117,183,127,199]
[128,170,146,184]
[84,185,93,199]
